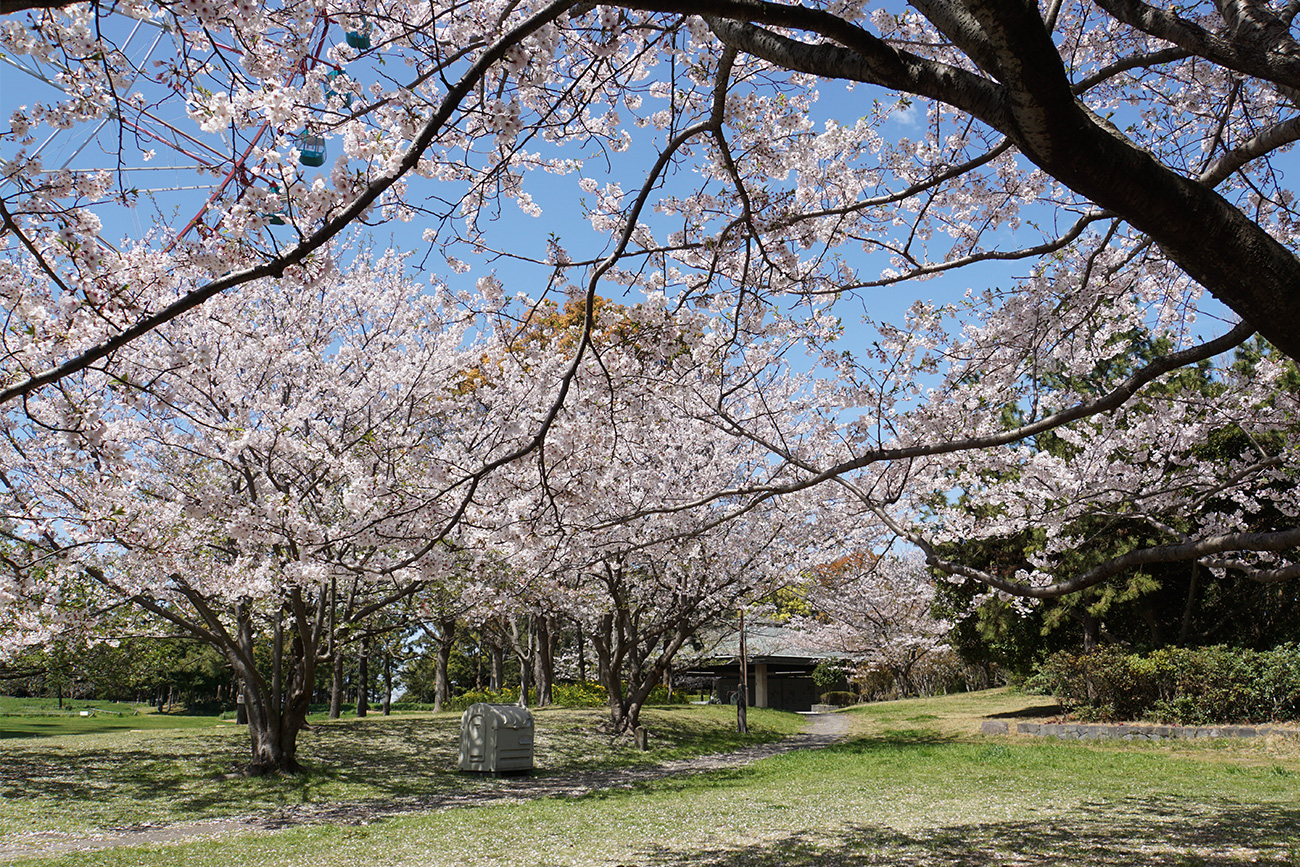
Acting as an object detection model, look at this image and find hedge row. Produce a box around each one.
[1028,644,1300,724]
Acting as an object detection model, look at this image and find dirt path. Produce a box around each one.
[0,712,851,862]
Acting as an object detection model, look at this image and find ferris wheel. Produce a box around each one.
[0,4,372,252]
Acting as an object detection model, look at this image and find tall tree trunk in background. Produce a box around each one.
[474,628,484,691]
[382,650,392,716]
[510,617,531,708]
[433,616,457,713]
[327,577,343,720]
[489,625,504,692]
[1179,563,1201,645]
[1081,612,1100,653]
[356,638,369,718]
[489,643,503,692]
[737,609,748,735]
[329,650,344,719]
[534,614,553,707]
[576,622,587,684]
[597,613,613,687]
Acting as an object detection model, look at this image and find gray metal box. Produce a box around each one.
[458,703,534,773]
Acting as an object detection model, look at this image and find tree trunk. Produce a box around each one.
[597,613,613,687]
[1178,563,1201,645]
[1081,611,1100,653]
[510,616,532,708]
[240,677,312,776]
[272,607,284,717]
[737,610,748,734]
[489,639,504,692]
[223,596,320,776]
[591,633,628,730]
[474,629,483,691]
[382,651,392,716]
[356,639,369,717]
[588,610,691,735]
[533,614,553,707]
[576,622,587,684]
[434,617,456,713]
[329,649,344,720]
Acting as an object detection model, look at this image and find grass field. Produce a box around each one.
[0,703,802,840]
[0,697,223,739]
[2,690,1297,866]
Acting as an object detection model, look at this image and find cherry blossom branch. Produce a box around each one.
[844,210,1107,290]
[1072,47,1193,92]
[1199,115,1300,185]
[0,0,580,406]
[381,110,721,577]
[1197,558,1300,584]
[925,526,1300,598]
[589,320,1258,555]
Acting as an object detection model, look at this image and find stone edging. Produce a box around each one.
[980,719,1299,741]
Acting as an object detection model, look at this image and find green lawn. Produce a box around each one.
[3,691,1297,867]
[0,697,222,739]
[0,704,801,840]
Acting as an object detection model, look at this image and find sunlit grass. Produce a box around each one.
[6,691,1298,866]
[0,704,800,839]
[0,699,223,739]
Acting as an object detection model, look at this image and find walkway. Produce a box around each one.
[0,712,851,862]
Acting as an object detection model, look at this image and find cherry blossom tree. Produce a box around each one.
[466,293,814,733]
[791,551,951,695]
[0,255,569,772]
[3,0,1298,658]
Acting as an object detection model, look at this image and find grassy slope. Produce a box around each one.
[7,691,1300,867]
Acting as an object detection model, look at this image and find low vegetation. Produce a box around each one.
[2,691,1296,866]
[0,697,223,738]
[0,704,800,839]
[1029,644,1300,724]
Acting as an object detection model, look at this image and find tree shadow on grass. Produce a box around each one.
[634,799,1300,866]
[0,709,751,829]
[986,703,1061,719]
[0,718,472,828]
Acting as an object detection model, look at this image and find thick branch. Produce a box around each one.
[926,528,1300,598]
[1094,0,1300,90]
[0,0,78,13]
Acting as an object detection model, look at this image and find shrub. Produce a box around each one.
[1029,644,1300,724]
[812,660,847,691]
[644,684,689,705]
[820,691,856,707]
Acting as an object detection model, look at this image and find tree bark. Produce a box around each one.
[433,617,456,713]
[737,609,748,734]
[576,622,587,684]
[533,614,554,707]
[489,637,504,692]
[382,651,393,716]
[329,649,344,720]
[356,639,369,717]
[1179,563,1201,645]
